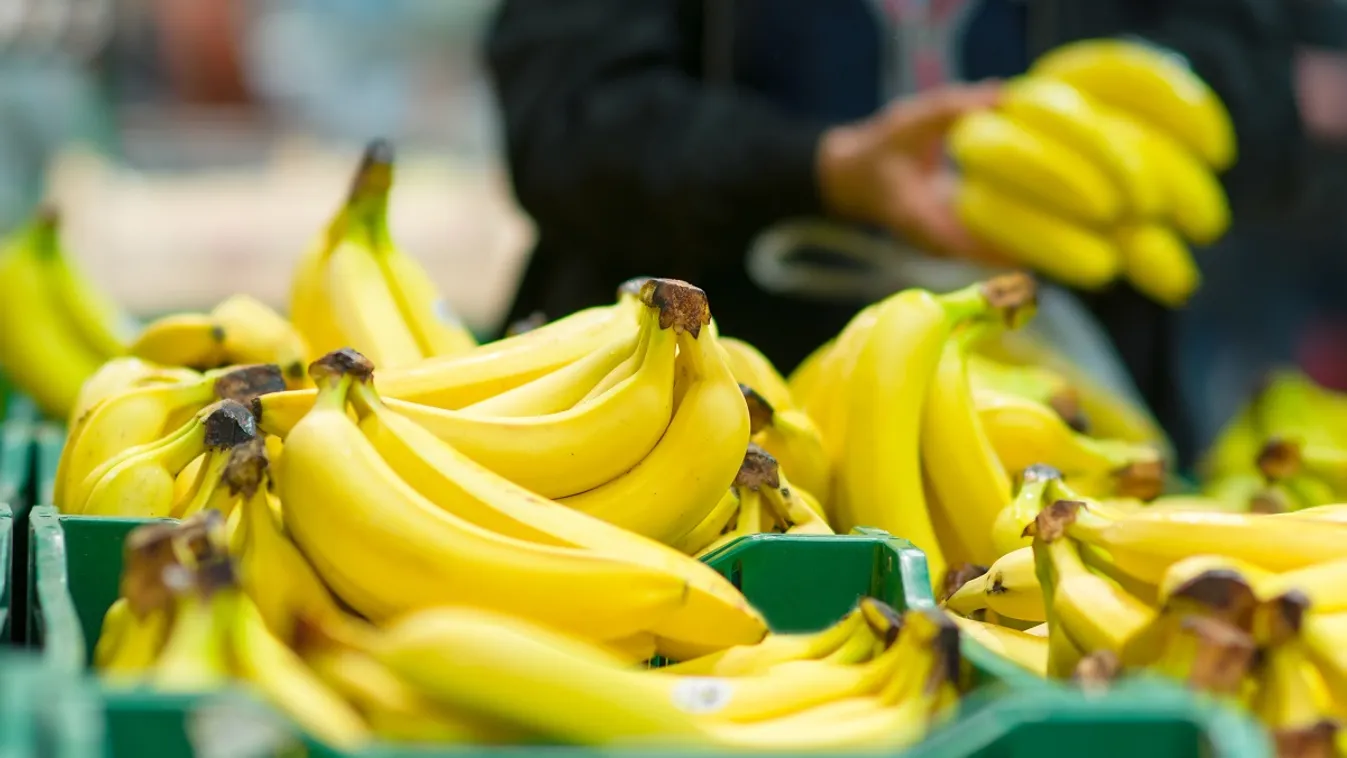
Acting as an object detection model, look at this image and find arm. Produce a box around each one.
[484,0,826,270]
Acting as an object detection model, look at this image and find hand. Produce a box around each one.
[817,81,1009,265]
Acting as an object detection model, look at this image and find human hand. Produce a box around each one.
[817,81,1009,265]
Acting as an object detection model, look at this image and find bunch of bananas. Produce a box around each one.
[951,38,1234,305]
[1201,369,1347,512]
[944,486,1347,754]
[0,209,135,418]
[96,492,962,750]
[788,271,1172,583]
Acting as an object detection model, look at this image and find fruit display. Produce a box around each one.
[950,38,1233,304]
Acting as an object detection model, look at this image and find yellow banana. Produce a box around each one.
[674,487,742,556]
[1273,503,1347,524]
[0,209,106,417]
[924,321,1031,565]
[989,464,1061,558]
[1141,615,1257,698]
[999,76,1164,217]
[209,295,310,387]
[739,386,831,512]
[975,387,1164,498]
[129,313,229,370]
[836,274,1035,584]
[695,488,766,560]
[1032,38,1236,170]
[1156,555,1274,608]
[764,470,833,536]
[280,353,702,640]
[150,560,234,692]
[956,177,1121,289]
[949,615,1048,675]
[718,336,794,411]
[950,110,1122,225]
[558,294,750,546]
[56,363,282,512]
[80,400,257,517]
[1028,501,1155,658]
[966,352,1085,429]
[786,336,834,409]
[945,546,1045,623]
[1117,223,1200,307]
[347,372,767,656]
[661,605,864,675]
[1252,595,1332,741]
[68,358,201,430]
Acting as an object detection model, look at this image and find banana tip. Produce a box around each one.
[1027,499,1082,541]
[223,437,269,497]
[1168,570,1257,624]
[311,349,375,384]
[940,563,989,603]
[347,140,396,203]
[204,399,258,448]
[641,278,711,337]
[739,384,775,434]
[980,272,1038,327]
[214,363,287,403]
[1256,437,1302,481]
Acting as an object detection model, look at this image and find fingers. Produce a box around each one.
[891,169,1015,266]
[879,80,1003,143]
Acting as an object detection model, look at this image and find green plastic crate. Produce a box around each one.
[0,649,107,758]
[0,389,36,642]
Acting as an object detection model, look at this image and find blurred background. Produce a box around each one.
[2,0,1347,454]
[0,0,529,333]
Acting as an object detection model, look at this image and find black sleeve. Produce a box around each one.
[484,0,827,272]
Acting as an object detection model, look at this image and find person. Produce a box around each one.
[485,0,1347,462]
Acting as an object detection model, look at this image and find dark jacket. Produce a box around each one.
[485,0,1344,459]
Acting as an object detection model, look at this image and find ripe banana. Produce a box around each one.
[209,295,311,386]
[945,546,1045,623]
[948,614,1048,675]
[739,386,831,512]
[1031,38,1236,170]
[150,560,234,692]
[989,464,1061,557]
[999,76,1164,218]
[1251,596,1332,741]
[966,353,1084,430]
[68,358,201,430]
[1115,110,1230,245]
[694,487,766,560]
[347,373,767,656]
[956,177,1121,290]
[836,275,1035,585]
[558,290,750,545]
[675,487,742,556]
[80,400,257,517]
[128,313,228,370]
[1117,223,1200,307]
[975,387,1164,498]
[950,109,1122,225]
[280,352,700,640]
[0,209,107,417]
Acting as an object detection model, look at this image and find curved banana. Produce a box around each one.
[1031,38,1236,170]
[69,358,201,430]
[674,487,742,556]
[56,364,283,512]
[948,614,1048,675]
[210,295,310,387]
[999,76,1164,218]
[1117,223,1200,307]
[966,353,1083,428]
[558,294,750,546]
[1028,502,1155,659]
[348,373,767,655]
[739,386,831,511]
[0,210,106,417]
[662,605,864,675]
[950,109,1122,225]
[989,464,1062,557]
[280,354,699,639]
[946,546,1046,622]
[81,400,257,517]
[150,560,234,692]
[129,313,228,369]
[837,274,1036,584]
[956,177,1121,290]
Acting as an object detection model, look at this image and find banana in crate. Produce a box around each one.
[948,38,1233,304]
[0,208,135,418]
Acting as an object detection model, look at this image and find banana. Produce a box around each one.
[256,281,692,501]
[662,603,867,675]
[739,386,831,516]
[1116,111,1230,244]
[956,177,1121,290]
[1066,503,1347,583]
[695,488,766,560]
[169,444,235,520]
[558,290,750,545]
[1117,223,1200,307]
[949,614,1048,675]
[1028,501,1155,659]
[999,76,1164,218]
[945,546,1045,623]
[924,320,1032,565]
[1156,555,1274,608]
[1252,595,1333,743]
[975,387,1164,497]
[347,370,768,655]
[949,110,1122,225]
[836,274,1036,585]
[56,363,283,512]
[786,336,834,409]
[128,313,228,370]
[966,353,1085,429]
[280,353,700,640]
[1031,38,1236,170]
[718,336,794,411]
[96,524,183,677]
[209,295,311,387]
[80,400,257,517]
[150,559,234,692]
[1142,615,1257,698]
[1273,504,1347,524]
[0,209,106,417]
[1302,612,1347,720]
[675,487,742,556]
[763,470,833,536]
[69,358,201,430]
[989,464,1061,558]
[461,309,641,417]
